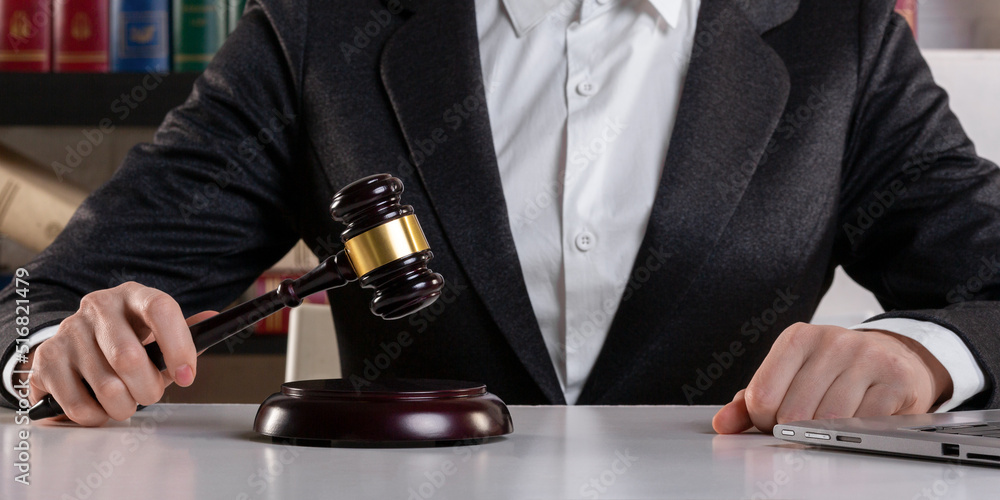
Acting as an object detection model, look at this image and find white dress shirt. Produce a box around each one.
[476,0,696,403]
[474,0,986,406]
[2,0,987,410]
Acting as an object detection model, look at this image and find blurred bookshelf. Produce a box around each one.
[3,0,999,403]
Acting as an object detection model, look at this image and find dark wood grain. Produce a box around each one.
[254,378,514,445]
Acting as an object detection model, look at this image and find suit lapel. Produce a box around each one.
[577,0,794,403]
[379,0,566,403]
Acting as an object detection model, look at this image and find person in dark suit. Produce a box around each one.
[2,0,999,434]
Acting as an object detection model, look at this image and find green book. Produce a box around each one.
[228,0,247,33]
[172,0,226,72]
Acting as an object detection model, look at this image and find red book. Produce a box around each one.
[0,0,51,71]
[252,271,330,335]
[54,0,109,71]
[894,0,917,38]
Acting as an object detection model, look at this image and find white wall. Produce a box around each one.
[924,50,1000,162]
[813,49,1000,325]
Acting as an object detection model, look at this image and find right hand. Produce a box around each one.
[26,282,217,426]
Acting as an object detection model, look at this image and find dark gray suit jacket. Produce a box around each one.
[3,0,1000,409]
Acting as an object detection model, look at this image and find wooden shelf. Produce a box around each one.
[0,72,200,127]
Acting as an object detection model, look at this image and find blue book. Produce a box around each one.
[110,0,169,72]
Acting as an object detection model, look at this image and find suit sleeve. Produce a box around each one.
[837,1,1000,409]
[0,0,307,408]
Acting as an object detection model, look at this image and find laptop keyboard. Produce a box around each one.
[912,421,1000,437]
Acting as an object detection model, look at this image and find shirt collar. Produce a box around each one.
[501,0,684,36]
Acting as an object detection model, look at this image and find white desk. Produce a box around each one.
[1,404,996,499]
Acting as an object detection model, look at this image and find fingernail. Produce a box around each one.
[175,365,195,387]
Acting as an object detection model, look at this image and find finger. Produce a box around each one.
[186,310,219,327]
[155,310,218,387]
[71,317,144,417]
[141,310,217,349]
[120,285,197,387]
[713,390,754,434]
[27,353,48,407]
[812,370,868,420]
[24,334,72,422]
[744,324,817,431]
[774,353,843,424]
[26,374,70,422]
[855,383,904,418]
[32,363,109,427]
[90,306,165,407]
[82,359,140,421]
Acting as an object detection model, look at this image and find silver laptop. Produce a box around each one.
[774,410,1000,466]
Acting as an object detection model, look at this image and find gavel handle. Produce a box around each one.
[143,287,296,370]
[28,251,358,421]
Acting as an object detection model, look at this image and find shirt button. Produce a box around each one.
[575,231,596,251]
[576,81,597,97]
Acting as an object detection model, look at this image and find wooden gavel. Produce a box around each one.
[29,174,445,420]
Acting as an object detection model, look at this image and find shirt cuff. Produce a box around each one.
[3,324,60,400]
[851,318,987,413]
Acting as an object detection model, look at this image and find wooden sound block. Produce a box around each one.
[253,378,514,447]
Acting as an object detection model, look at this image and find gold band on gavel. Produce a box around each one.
[343,214,430,277]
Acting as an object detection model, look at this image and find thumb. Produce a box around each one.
[185,310,219,327]
[186,310,218,356]
[713,389,754,434]
[159,310,219,387]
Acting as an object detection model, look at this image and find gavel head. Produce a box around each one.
[329,174,445,320]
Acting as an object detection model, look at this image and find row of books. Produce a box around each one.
[251,267,330,336]
[0,0,246,73]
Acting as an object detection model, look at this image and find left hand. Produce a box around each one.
[712,323,953,434]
